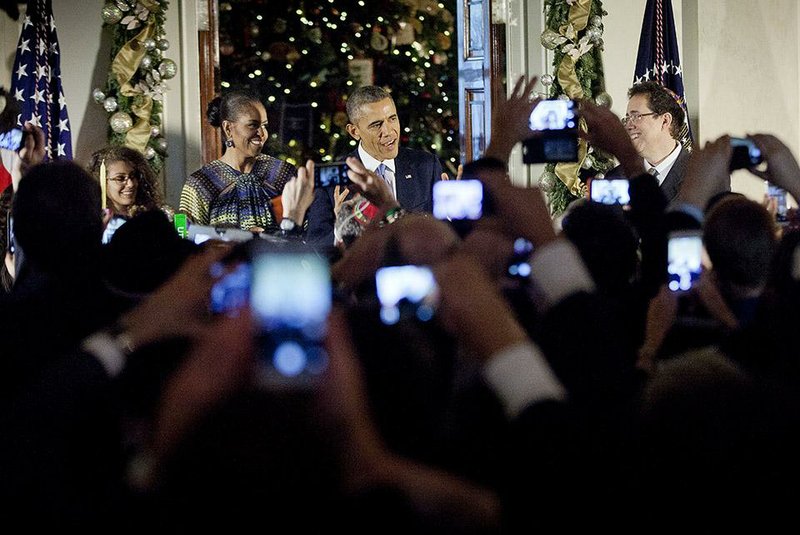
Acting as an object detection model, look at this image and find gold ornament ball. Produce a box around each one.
[101,3,123,24]
[594,91,613,108]
[110,111,133,133]
[158,59,178,80]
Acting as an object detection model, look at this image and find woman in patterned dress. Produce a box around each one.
[180,90,296,232]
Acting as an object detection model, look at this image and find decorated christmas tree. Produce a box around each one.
[218,0,459,173]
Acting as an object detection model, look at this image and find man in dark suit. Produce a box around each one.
[608,81,689,202]
[306,86,442,247]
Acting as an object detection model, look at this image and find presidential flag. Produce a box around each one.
[10,0,72,162]
[633,0,692,147]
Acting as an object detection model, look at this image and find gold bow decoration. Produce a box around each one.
[553,0,593,196]
[111,23,155,153]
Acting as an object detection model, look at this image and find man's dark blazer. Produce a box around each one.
[607,144,690,203]
[305,146,442,247]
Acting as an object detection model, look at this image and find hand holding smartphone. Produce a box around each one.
[522,99,579,164]
[729,137,763,171]
[0,128,26,152]
[249,242,331,388]
[314,161,350,188]
[375,265,438,325]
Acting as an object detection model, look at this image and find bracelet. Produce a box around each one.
[379,207,407,228]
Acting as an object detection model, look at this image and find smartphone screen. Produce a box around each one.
[250,245,331,387]
[0,128,24,152]
[314,162,350,188]
[522,99,578,164]
[6,214,15,255]
[766,183,788,221]
[667,231,703,292]
[507,238,534,279]
[375,265,438,325]
[590,178,630,206]
[432,180,483,221]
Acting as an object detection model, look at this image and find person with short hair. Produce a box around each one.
[609,80,690,202]
[306,85,443,248]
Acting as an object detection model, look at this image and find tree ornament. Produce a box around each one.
[539,171,557,193]
[101,3,123,24]
[594,91,613,108]
[92,88,106,103]
[140,54,153,70]
[143,38,157,51]
[158,59,177,79]
[144,146,156,159]
[110,111,133,133]
[115,0,131,12]
[590,15,603,29]
[586,27,602,43]
[157,38,170,51]
[541,74,554,87]
[103,96,118,112]
[156,137,168,152]
[582,153,595,169]
[150,125,160,137]
[370,32,389,52]
[540,29,564,50]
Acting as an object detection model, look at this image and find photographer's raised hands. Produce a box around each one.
[673,135,733,211]
[484,75,540,164]
[579,99,644,178]
[748,134,800,203]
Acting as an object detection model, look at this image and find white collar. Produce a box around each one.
[358,144,396,174]
[645,142,682,182]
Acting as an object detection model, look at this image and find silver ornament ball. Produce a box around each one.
[590,16,602,29]
[158,59,177,80]
[541,74,554,87]
[110,111,134,133]
[157,39,170,51]
[539,171,557,193]
[150,125,161,138]
[144,146,156,159]
[156,137,168,152]
[594,91,613,108]
[586,27,602,43]
[103,96,118,112]
[582,154,595,170]
[140,55,153,70]
[92,88,106,103]
[101,3,123,24]
[143,38,157,51]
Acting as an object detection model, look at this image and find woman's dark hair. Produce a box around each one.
[88,145,164,211]
[206,90,262,128]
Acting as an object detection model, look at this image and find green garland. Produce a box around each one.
[540,0,616,216]
[93,0,175,173]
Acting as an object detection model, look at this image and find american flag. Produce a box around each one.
[10,0,72,161]
[633,0,692,147]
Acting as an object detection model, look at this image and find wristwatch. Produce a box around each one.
[280,218,297,232]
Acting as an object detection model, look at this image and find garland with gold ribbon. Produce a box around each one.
[92,0,176,173]
[538,0,615,215]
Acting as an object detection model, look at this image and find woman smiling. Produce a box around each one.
[180,90,296,232]
[89,146,171,243]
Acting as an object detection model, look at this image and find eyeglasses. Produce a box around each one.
[107,174,138,185]
[621,112,658,125]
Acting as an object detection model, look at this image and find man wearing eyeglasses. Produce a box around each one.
[609,81,689,202]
